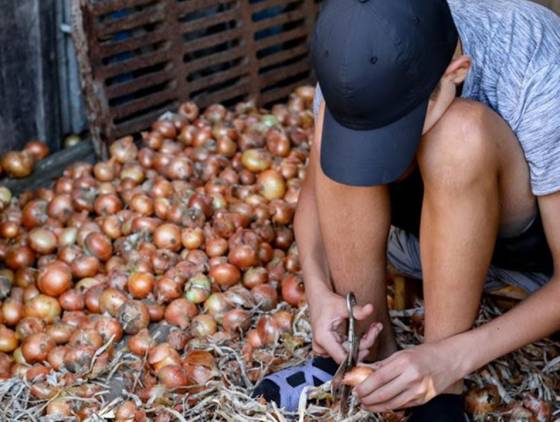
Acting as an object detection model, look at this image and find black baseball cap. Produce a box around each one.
[311,0,458,186]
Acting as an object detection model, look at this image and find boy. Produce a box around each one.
[254,0,560,420]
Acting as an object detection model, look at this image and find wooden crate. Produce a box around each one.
[72,0,321,156]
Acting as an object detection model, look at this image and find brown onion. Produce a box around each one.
[209,262,240,288]
[222,309,251,335]
[58,288,85,311]
[251,284,278,311]
[24,295,61,323]
[0,325,18,352]
[24,140,49,161]
[127,272,155,299]
[128,328,155,357]
[46,322,75,344]
[243,267,268,288]
[281,274,306,307]
[110,136,138,163]
[191,314,217,338]
[165,298,198,329]
[37,261,72,297]
[99,288,127,317]
[118,300,150,335]
[148,343,181,371]
[2,150,34,178]
[22,333,55,363]
[154,223,182,251]
[203,293,231,324]
[258,169,286,200]
[342,366,374,387]
[84,232,113,261]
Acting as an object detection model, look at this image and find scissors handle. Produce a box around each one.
[346,292,359,368]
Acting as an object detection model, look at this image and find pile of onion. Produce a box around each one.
[0,87,319,416]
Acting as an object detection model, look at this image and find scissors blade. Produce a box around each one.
[331,292,360,418]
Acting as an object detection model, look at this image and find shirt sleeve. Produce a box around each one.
[515,64,560,196]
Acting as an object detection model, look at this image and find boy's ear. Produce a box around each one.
[443,56,472,84]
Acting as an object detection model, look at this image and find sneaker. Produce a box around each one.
[251,356,338,412]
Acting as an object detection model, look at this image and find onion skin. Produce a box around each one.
[342,366,374,387]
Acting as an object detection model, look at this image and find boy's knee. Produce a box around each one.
[418,100,501,190]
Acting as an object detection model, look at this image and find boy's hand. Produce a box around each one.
[354,340,464,412]
[308,287,383,364]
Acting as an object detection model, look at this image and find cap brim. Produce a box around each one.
[320,99,428,186]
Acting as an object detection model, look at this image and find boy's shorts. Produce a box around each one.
[387,168,552,293]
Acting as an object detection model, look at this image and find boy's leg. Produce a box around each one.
[416,99,536,393]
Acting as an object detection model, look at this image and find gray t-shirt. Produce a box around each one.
[314,0,560,196]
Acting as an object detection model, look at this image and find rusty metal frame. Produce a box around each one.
[71,0,321,152]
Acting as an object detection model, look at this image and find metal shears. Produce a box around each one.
[331,292,360,418]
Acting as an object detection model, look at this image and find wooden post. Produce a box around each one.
[0,0,61,153]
